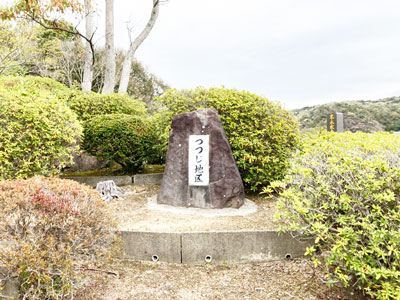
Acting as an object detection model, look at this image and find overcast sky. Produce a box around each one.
[8,0,400,109]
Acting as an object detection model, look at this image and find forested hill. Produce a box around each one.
[292,96,400,132]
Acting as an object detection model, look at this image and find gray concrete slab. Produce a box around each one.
[133,173,163,185]
[181,231,310,264]
[64,176,132,187]
[120,231,181,263]
[119,230,311,264]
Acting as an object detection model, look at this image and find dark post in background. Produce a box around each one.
[327,112,344,132]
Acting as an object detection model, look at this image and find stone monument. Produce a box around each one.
[157,108,245,209]
[327,112,344,132]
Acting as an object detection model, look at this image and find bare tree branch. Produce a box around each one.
[118,0,163,93]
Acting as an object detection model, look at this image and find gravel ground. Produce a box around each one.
[75,258,368,300]
[106,185,286,232]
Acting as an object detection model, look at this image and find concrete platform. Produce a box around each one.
[114,191,310,264]
[119,230,311,264]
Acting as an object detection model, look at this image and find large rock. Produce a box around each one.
[157,109,244,208]
[62,148,109,172]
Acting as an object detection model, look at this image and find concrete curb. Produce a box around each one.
[133,173,164,185]
[63,173,164,187]
[119,230,311,264]
[63,175,132,187]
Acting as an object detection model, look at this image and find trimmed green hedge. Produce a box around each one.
[156,87,300,191]
[273,131,400,300]
[0,79,81,179]
[68,92,147,121]
[0,75,76,101]
[83,114,155,173]
[0,76,148,123]
[146,110,172,165]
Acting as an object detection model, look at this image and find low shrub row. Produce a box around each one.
[272,131,400,300]
[0,76,300,189]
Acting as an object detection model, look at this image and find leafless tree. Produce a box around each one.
[82,0,95,91]
[118,0,163,93]
[102,0,115,94]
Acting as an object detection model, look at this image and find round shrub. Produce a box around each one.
[0,176,117,299]
[83,114,155,173]
[156,87,300,190]
[0,75,76,102]
[0,76,147,121]
[273,131,400,300]
[146,109,173,165]
[0,89,82,179]
[68,92,147,121]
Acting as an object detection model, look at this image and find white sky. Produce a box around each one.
[6,0,400,109]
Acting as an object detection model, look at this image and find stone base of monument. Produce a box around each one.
[107,190,311,264]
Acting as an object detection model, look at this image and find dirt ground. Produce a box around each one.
[75,185,368,300]
[106,185,286,232]
[75,258,368,300]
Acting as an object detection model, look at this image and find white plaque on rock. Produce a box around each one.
[188,135,209,186]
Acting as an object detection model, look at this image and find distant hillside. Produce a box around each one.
[292,96,400,132]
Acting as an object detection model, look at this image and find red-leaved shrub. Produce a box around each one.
[0,177,118,299]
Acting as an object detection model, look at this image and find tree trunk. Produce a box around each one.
[118,0,160,94]
[82,0,94,91]
[102,0,116,94]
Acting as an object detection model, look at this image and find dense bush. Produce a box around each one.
[0,81,81,179]
[0,75,160,177]
[146,110,173,165]
[68,92,147,121]
[84,114,156,173]
[272,131,400,300]
[156,87,300,190]
[0,177,117,299]
[0,75,76,101]
[0,76,148,122]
